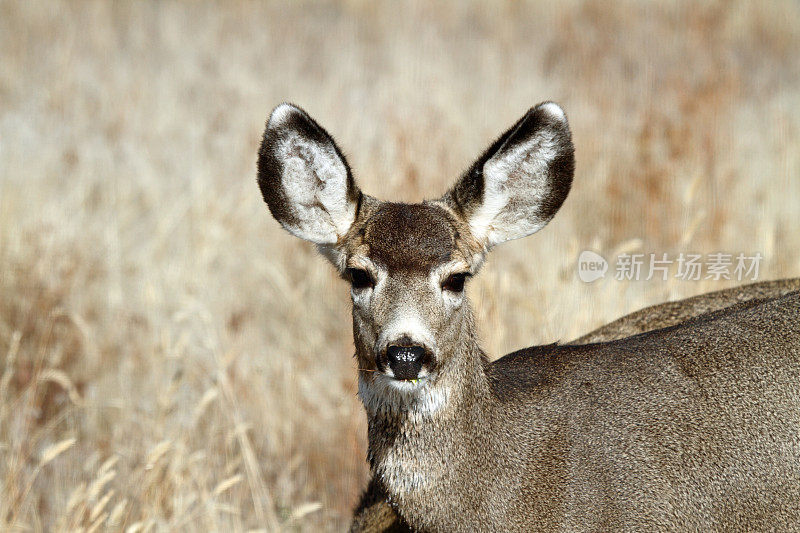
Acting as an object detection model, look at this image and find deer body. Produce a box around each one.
[257,102,800,531]
[361,293,800,532]
[570,278,800,345]
[351,277,800,532]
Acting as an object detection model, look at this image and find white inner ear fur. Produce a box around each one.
[275,130,355,244]
[469,109,563,247]
[538,101,566,121]
[268,103,297,128]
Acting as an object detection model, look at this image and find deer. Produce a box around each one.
[257,101,800,532]
[350,277,800,532]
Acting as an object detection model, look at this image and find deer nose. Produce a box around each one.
[386,344,426,381]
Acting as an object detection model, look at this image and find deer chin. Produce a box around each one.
[358,371,449,418]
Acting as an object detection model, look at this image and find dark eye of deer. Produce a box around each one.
[442,273,468,293]
[347,268,374,290]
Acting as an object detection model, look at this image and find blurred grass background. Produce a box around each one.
[1,0,799,530]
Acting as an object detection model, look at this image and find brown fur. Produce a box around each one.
[361,203,457,273]
[258,102,800,532]
[351,277,800,531]
[572,278,800,344]
[348,292,800,532]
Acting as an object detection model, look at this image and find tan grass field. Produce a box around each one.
[1,1,799,530]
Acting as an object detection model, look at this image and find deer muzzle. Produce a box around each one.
[385,344,427,380]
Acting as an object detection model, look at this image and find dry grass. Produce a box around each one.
[1,0,799,530]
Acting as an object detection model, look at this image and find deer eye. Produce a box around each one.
[347,268,374,290]
[442,272,468,293]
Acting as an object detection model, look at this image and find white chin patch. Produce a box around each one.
[358,373,449,419]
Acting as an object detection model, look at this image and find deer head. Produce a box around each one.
[258,102,574,412]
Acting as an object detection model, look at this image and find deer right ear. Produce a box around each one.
[442,102,574,249]
[257,103,361,245]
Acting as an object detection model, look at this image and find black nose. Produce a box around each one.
[386,344,426,380]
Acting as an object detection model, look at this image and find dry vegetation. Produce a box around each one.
[1,0,799,530]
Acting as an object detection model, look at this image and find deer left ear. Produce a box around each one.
[442,102,574,248]
[257,103,361,245]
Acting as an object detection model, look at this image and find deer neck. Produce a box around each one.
[356,312,495,523]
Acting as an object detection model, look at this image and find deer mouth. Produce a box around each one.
[393,374,427,385]
[384,364,431,383]
[380,371,431,390]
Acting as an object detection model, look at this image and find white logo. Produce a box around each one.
[578,250,608,283]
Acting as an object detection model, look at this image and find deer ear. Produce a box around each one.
[442,102,574,248]
[257,103,361,244]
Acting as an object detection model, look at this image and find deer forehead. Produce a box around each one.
[351,202,469,274]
